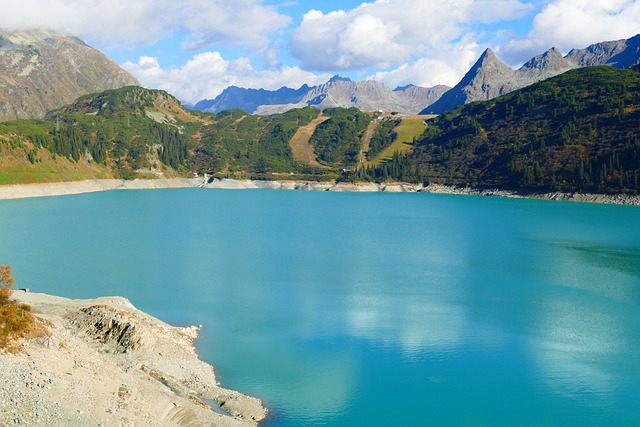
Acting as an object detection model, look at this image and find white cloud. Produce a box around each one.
[0,0,290,50]
[502,0,640,63]
[368,41,483,89]
[290,0,532,71]
[122,53,331,104]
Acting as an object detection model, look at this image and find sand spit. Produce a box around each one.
[1,291,267,426]
[0,178,639,205]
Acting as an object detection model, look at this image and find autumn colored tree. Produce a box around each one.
[0,264,44,350]
[0,264,15,303]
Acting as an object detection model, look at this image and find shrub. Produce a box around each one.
[0,264,46,351]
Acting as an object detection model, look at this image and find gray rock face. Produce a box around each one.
[0,29,139,122]
[566,34,640,68]
[512,47,576,89]
[422,34,640,114]
[297,78,428,113]
[423,48,515,114]
[196,76,451,115]
[193,84,311,114]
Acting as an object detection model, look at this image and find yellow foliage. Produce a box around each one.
[0,264,47,351]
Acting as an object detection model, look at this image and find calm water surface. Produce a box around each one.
[0,189,639,426]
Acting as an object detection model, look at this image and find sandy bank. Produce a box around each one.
[1,178,639,205]
[0,291,267,426]
[0,178,204,200]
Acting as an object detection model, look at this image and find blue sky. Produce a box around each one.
[2,0,639,103]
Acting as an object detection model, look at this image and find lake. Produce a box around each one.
[0,188,639,426]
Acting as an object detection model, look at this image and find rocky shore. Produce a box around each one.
[1,291,267,426]
[0,177,639,205]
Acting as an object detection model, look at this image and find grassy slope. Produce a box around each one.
[368,117,428,167]
[0,140,112,185]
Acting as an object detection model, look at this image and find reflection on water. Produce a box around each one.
[0,191,639,426]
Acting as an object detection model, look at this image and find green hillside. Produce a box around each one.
[361,66,640,194]
[3,66,640,196]
[0,87,379,183]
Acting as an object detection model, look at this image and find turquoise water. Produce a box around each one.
[1,189,639,426]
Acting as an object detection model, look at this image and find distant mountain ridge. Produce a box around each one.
[195,75,450,116]
[0,29,139,122]
[194,84,311,114]
[191,34,640,117]
[423,34,640,114]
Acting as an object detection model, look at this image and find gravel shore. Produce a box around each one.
[1,291,267,426]
[0,178,639,205]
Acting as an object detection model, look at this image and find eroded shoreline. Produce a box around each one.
[0,178,639,205]
[1,291,267,426]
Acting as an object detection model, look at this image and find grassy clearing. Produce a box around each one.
[0,143,112,185]
[368,117,427,167]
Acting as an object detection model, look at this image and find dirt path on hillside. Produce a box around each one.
[289,114,330,167]
[358,117,382,168]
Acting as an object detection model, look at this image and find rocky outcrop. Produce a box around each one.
[512,47,576,89]
[0,29,139,122]
[0,291,267,426]
[565,34,640,68]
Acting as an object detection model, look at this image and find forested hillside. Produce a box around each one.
[0,87,194,181]
[0,87,387,183]
[362,66,640,194]
[2,66,640,196]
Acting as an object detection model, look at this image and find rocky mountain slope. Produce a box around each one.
[423,48,514,114]
[423,34,640,114]
[0,29,139,122]
[194,75,450,115]
[566,34,640,67]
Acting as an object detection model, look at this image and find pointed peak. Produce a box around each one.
[542,47,563,57]
[479,48,497,61]
[328,75,351,83]
[519,46,573,72]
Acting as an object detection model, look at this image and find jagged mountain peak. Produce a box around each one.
[423,48,514,114]
[511,46,576,89]
[520,47,564,68]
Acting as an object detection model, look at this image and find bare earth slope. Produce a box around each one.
[289,114,329,167]
[0,291,266,426]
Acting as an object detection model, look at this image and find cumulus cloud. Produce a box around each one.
[122,53,331,104]
[502,0,640,63]
[0,0,290,50]
[368,41,483,89]
[290,0,532,71]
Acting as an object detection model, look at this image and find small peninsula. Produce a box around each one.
[0,290,267,426]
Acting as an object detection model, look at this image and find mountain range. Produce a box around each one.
[423,34,640,113]
[195,75,450,116]
[192,34,640,116]
[0,29,139,122]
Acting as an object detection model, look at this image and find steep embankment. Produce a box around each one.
[1,291,267,426]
